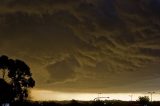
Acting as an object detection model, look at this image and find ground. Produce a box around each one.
[4,100,160,106]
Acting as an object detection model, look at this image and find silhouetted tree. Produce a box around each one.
[138,96,150,106]
[0,55,35,102]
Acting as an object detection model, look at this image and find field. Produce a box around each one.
[5,100,160,106]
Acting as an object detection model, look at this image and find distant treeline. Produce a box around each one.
[4,100,160,106]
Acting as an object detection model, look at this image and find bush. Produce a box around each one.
[138,96,150,105]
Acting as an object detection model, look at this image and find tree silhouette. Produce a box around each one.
[138,96,150,106]
[0,55,35,102]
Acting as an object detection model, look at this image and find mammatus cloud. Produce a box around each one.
[0,0,160,92]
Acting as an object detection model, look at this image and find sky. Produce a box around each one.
[0,0,160,101]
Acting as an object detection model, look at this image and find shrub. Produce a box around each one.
[138,96,150,105]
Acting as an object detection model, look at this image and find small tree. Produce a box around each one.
[138,96,150,106]
[0,55,35,102]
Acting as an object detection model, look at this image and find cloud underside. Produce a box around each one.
[0,0,160,92]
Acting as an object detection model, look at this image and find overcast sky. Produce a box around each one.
[0,0,160,93]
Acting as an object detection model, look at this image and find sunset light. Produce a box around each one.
[30,89,160,101]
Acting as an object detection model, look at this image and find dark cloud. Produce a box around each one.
[0,0,160,93]
[0,0,80,14]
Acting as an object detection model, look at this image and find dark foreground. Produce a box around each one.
[3,100,160,106]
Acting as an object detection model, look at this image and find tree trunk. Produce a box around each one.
[2,69,5,79]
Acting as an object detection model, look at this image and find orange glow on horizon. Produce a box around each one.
[30,89,160,101]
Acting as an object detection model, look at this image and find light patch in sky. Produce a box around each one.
[30,89,160,101]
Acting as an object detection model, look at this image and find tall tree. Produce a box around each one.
[0,55,35,101]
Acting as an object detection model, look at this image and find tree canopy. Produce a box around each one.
[138,96,150,105]
[0,55,35,101]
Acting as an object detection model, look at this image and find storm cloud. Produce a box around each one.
[0,0,160,93]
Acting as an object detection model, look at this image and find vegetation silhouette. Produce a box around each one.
[138,96,150,106]
[9,100,160,106]
[0,55,35,103]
